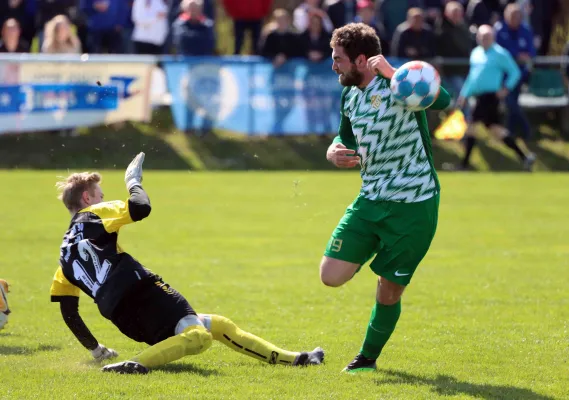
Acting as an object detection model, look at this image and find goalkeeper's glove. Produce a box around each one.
[125,152,145,191]
[91,344,119,362]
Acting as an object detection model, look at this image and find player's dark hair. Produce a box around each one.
[330,23,381,62]
[56,172,101,212]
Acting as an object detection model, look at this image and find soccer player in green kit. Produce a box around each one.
[320,23,451,373]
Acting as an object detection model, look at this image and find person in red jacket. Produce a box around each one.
[222,0,273,55]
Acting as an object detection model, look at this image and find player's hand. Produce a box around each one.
[91,344,118,362]
[125,152,145,191]
[367,55,395,79]
[327,143,361,169]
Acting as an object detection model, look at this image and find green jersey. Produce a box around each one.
[333,75,451,203]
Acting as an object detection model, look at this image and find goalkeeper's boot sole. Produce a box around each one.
[342,353,377,374]
[101,361,149,375]
[293,347,325,366]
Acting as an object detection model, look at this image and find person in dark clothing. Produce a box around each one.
[260,8,301,67]
[325,0,356,29]
[172,0,215,56]
[222,0,273,55]
[300,12,332,62]
[495,3,535,142]
[391,7,436,60]
[435,1,474,98]
[0,18,28,53]
[80,0,128,53]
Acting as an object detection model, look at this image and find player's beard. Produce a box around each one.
[338,65,363,87]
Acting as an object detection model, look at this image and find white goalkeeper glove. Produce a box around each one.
[125,152,145,191]
[91,344,119,362]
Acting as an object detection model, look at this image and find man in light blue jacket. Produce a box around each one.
[457,24,536,171]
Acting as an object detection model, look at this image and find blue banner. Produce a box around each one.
[163,57,347,135]
[0,59,153,134]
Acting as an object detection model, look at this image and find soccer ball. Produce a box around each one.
[390,61,441,111]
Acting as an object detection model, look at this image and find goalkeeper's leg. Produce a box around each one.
[200,314,324,366]
[102,315,212,374]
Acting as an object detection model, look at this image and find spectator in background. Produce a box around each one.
[495,3,535,143]
[172,0,215,56]
[0,0,34,51]
[530,0,559,56]
[324,0,356,29]
[41,15,82,53]
[0,18,28,53]
[300,12,332,62]
[423,0,444,26]
[376,0,423,44]
[354,0,389,56]
[466,0,502,35]
[435,1,474,99]
[80,0,127,53]
[121,1,135,54]
[294,0,334,33]
[259,9,299,68]
[132,0,169,55]
[222,0,273,55]
[391,8,436,60]
[36,0,77,48]
[561,41,569,139]
[165,0,213,54]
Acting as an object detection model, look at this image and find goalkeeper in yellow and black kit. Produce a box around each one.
[50,153,324,374]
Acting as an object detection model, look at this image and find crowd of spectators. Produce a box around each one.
[0,1,566,58]
[0,0,568,92]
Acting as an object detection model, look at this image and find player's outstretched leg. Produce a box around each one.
[343,278,404,374]
[102,320,212,374]
[201,314,324,366]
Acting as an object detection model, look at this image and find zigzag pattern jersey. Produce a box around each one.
[335,76,450,203]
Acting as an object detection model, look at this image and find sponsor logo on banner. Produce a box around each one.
[0,59,153,134]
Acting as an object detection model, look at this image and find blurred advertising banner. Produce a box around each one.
[163,57,344,136]
[163,56,407,136]
[0,55,155,134]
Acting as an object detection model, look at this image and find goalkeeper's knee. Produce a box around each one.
[179,324,212,355]
[200,314,236,341]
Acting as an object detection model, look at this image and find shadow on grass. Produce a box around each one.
[153,362,221,376]
[0,122,191,170]
[0,107,568,171]
[0,344,61,355]
[377,369,555,400]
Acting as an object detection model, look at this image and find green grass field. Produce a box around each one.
[0,171,568,400]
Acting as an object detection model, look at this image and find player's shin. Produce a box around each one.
[131,324,212,369]
[202,314,299,365]
[360,301,401,360]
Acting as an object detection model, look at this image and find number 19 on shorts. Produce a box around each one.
[328,238,343,253]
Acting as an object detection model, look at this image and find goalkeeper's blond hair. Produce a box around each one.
[56,172,101,212]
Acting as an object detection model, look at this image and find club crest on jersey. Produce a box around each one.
[370,95,381,109]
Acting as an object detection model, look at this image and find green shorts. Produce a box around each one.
[324,194,439,286]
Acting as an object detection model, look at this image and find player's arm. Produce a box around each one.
[85,152,151,232]
[428,85,451,110]
[58,297,98,350]
[328,88,360,168]
[126,152,151,221]
[50,267,118,361]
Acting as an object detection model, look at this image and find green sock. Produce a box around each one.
[360,301,401,360]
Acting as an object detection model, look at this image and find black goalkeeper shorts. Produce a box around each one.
[111,277,196,345]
